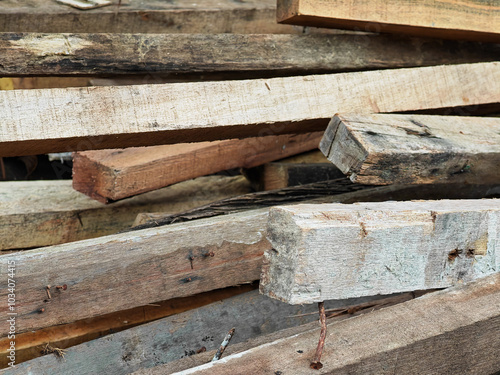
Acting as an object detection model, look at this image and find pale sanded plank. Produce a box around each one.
[261,200,500,304]
[0,0,293,34]
[0,176,251,250]
[0,62,499,157]
[72,133,322,203]
[319,114,500,185]
[2,33,499,76]
[277,0,500,42]
[0,290,394,374]
[172,273,500,374]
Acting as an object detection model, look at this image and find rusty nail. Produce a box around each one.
[204,251,215,257]
[55,284,67,290]
[38,308,45,314]
[310,301,326,370]
[45,286,52,299]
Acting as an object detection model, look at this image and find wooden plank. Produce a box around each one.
[0,175,251,250]
[319,114,500,185]
[261,200,500,304]
[0,0,294,34]
[2,33,500,76]
[72,133,323,203]
[1,62,499,157]
[277,0,500,42]
[171,273,500,375]
[243,150,343,190]
[0,290,396,374]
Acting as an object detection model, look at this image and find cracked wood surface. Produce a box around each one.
[319,114,500,185]
[277,0,500,42]
[0,62,499,157]
[261,200,500,304]
[173,273,500,374]
[1,33,499,76]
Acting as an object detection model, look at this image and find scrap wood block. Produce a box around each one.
[176,273,500,374]
[2,32,500,76]
[319,114,500,185]
[260,200,500,304]
[277,0,500,42]
[72,132,323,203]
[0,62,499,157]
[0,176,250,250]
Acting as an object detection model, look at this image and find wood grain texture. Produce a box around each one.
[2,32,500,76]
[277,0,500,42]
[243,150,343,190]
[0,0,295,34]
[1,62,499,157]
[172,273,500,375]
[1,290,390,374]
[319,114,500,185]
[261,200,500,304]
[72,133,322,203]
[0,176,251,250]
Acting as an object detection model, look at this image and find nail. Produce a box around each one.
[55,284,67,290]
[45,286,52,300]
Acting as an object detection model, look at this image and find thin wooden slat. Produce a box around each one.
[277,0,500,42]
[2,33,500,76]
[319,114,500,185]
[72,133,323,203]
[0,176,251,250]
[0,62,499,157]
[261,200,500,304]
[172,273,500,374]
[0,290,395,374]
[0,0,293,34]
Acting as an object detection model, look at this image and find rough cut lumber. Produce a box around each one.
[277,0,500,42]
[243,150,343,190]
[1,62,499,157]
[0,0,295,34]
[0,290,390,374]
[319,114,500,185]
[72,133,323,203]
[2,33,500,76]
[0,285,256,370]
[0,176,251,250]
[261,200,500,304]
[173,273,500,374]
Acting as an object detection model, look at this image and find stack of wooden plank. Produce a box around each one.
[0,0,498,374]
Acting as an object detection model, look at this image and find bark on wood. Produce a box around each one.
[1,32,499,76]
[261,200,500,304]
[0,0,294,34]
[277,0,500,42]
[319,114,500,185]
[243,150,343,190]
[1,62,499,157]
[0,176,251,250]
[72,133,322,203]
[171,273,500,374]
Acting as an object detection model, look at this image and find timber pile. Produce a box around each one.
[0,1,498,374]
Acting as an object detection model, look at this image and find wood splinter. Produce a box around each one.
[212,328,235,362]
[310,301,326,370]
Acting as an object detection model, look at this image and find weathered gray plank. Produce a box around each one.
[0,290,399,374]
[1,62,499,157]
[0,176,251,250]
[2,33,499,76]
[261,200,500,304]
[172,273,500,374]
[319,114,500,185]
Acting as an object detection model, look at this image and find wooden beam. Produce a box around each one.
[0,176,251,250]
[319,114,500,185]
[277,0,500,42]
[2,33,500,76]
[1,62,499,157]
[72,133,323,203]
[261,200,500,304]
[0,0,294,34]
[172,273,500,374]
[243,150,343,190]
[0,290,397,374]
